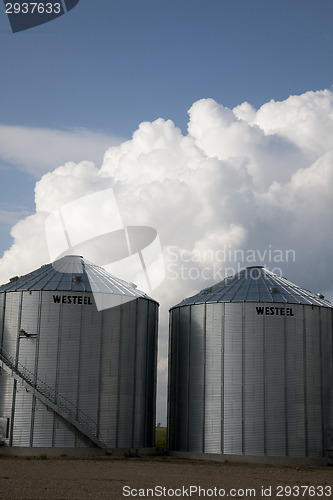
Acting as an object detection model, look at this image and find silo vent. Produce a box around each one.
[269,287,278,294]
[9,276,18,283]
[73,275,82,283]
[317,293,325,299]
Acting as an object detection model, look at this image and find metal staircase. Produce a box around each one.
[0,348,107,449]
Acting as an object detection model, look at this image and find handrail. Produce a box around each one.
[0,347,107,449]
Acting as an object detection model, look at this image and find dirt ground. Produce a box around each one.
[0,455,332,500]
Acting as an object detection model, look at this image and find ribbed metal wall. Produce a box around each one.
[0,286,158,449]
[168,301,333,458]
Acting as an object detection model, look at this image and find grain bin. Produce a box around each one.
[0,255,158,451]
[168,266,333,460]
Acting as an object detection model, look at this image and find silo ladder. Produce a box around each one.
[0,349,107,450]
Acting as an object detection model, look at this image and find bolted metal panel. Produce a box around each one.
[54,414,76,447]
[178,305,191,452]
[167,307,179,452]
[0,256,158,449]
[99,302,122,448]
[76,302,102,447]
[12,291,40,446]
[1,292,21,447]
[2,292,20,357]
[33,291,59,446]
[53,297,82,447]
[32,400,54,447]
[0,293,12,446]
[204,303,223,454]
[223,303,243,455]
[0,370,13,446]
[265,311,286,456]
[243,302,265,456]
[117,299,137,448]
[188,304,205,452]
[285,305,306,457]
[144,300,159,447]
[169,305,191,452]
[12,389,34,446]
[321,308,333,456]
[169,266,333,459]
[305,306,323,457]
[132,298,148,448]
[0,292,5,345]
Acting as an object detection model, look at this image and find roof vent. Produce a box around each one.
[317,293,325,299]
[9,276,18,283]
[269,287,278,294]
[73,275,82,283]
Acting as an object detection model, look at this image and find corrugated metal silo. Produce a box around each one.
[168,266,333,459]
[0,255,158,451]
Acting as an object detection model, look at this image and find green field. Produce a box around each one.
[155,427,167,451]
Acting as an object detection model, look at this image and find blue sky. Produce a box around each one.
[1,0,332,255]
[1,1,332,134]
[1,0,333,424]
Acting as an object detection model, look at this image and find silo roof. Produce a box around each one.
[0,255,155,301]
[173,266,333,308]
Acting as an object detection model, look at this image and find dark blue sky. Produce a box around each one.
[1,0,332,135]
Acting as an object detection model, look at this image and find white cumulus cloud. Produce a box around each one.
[1,88,333,424]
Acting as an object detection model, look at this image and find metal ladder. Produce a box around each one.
[0,348,107,450]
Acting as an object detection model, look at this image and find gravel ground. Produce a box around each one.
[0,455,332,499]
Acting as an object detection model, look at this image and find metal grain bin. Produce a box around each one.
[0,255,158,450]
[168,266,333,459]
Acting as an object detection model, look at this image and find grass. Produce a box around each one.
[155,427,167,452]
[123,448,140,458]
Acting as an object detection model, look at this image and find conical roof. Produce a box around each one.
[0,255,154,301]
[173,266,332,308]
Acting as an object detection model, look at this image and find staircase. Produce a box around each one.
[0,348,107,450]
